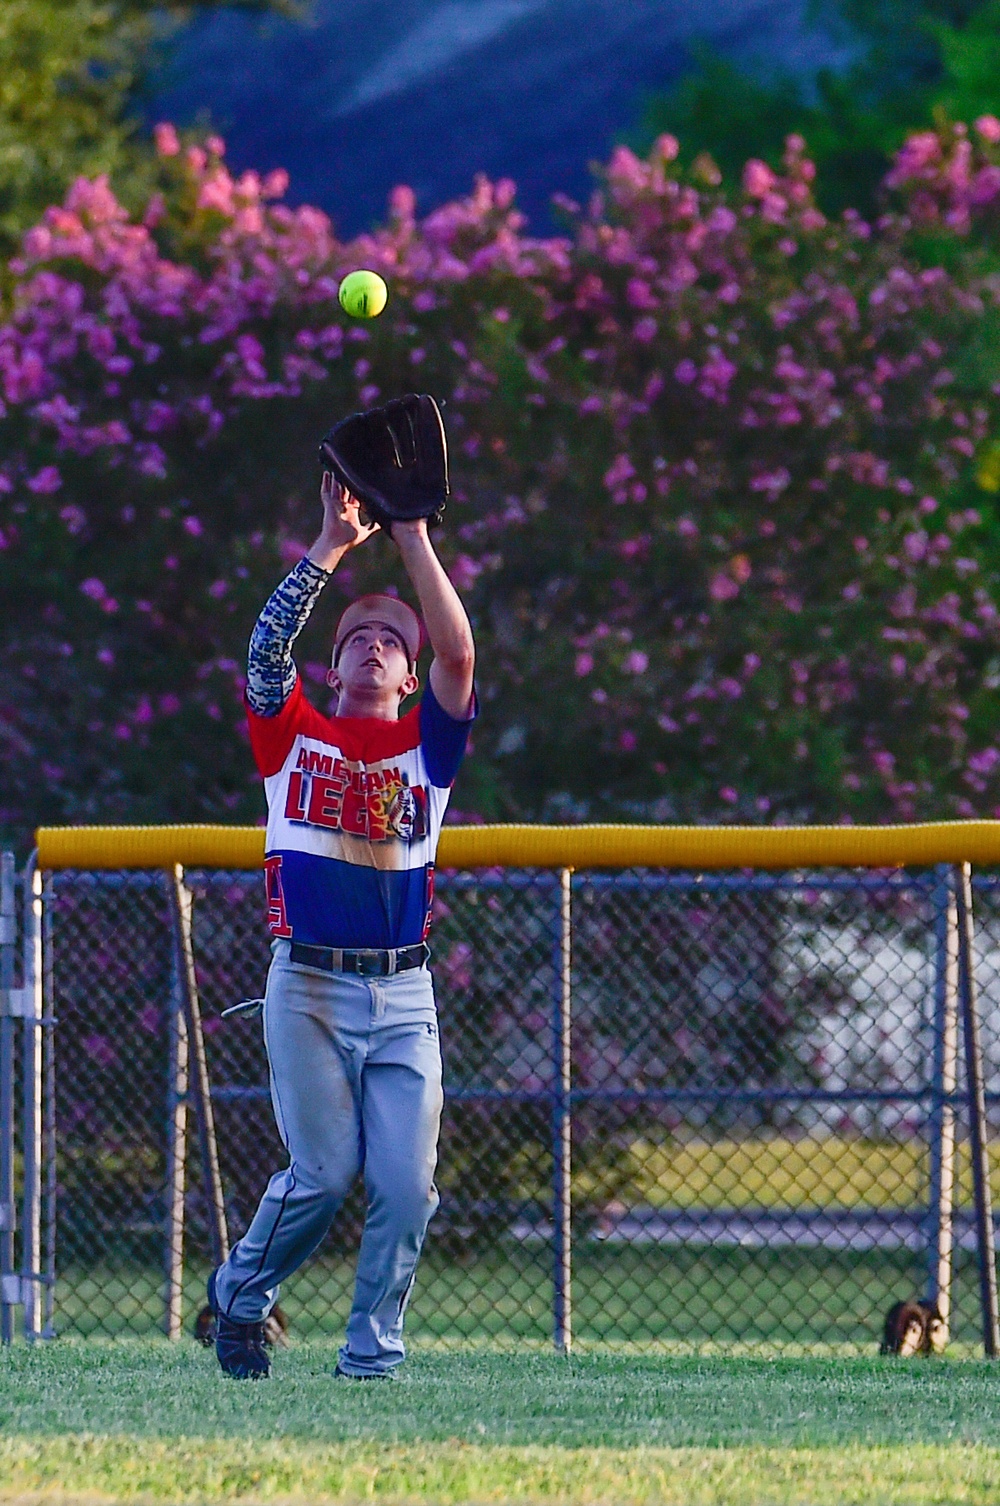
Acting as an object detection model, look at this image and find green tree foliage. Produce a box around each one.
[936,0,1000,119]
[0,0,281,258]
[634,0,1000,218]
[0,1,151,252]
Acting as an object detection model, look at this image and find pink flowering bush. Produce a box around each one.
[2,126,1000,842]
[472,133,1000,822]
[884,115,1000,237]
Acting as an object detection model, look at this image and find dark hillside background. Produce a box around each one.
[149,0,850,233]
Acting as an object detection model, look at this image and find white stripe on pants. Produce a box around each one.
[213,939,443,1375]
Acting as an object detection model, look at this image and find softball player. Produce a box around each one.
[208,470,475,1379]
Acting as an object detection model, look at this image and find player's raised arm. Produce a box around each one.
[318,392,473,718]
[394,519,475,721]
[246,476,376,717]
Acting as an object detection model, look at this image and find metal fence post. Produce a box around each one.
[169,866,229,1272]
[552,868,572,1355]
[164,880,190,1340]
[0,853,16,1343]
[22,859,43,1340]
[42,875,56,1339]
[926,865,959,1337]
[955,862,1000,1357]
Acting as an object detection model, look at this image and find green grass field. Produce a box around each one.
[3,1340,1000,1503]
[28,1130,999,1502]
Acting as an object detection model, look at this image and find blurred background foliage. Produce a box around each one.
[634,0,1000,219]
[10,2,1000,259]
[4,131,1000,846]
[0,0,286,256]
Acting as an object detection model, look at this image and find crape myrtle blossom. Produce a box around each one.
[1,125,1000,844]
[465,130,1000,824]
[885,117,1000,234]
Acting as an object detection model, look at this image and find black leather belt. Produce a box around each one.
[289,941,429,977]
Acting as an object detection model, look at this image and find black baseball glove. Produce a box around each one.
[318,393,449,535]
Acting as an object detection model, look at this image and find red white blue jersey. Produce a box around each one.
[247,677,473,949]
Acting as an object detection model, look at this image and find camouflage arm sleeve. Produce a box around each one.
[246,555,331,716]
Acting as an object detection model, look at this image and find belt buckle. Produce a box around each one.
[352,951,386,978]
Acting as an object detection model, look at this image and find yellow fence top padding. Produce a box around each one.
[34,819,1000,871]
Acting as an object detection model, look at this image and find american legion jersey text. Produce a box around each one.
[247,677,474,950]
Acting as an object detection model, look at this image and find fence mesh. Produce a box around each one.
[11,864,1000,1352]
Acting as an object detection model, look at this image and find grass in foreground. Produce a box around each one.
[4,1436,1000,1505]
[3,1342,1000,1501]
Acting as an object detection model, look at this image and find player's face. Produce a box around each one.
[336,622,412,696]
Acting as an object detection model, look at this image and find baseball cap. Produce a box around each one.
[333,594,423,667]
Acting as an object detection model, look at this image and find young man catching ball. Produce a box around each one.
[208,396,475,1379]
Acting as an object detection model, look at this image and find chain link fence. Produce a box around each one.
[3,857,1000,1353]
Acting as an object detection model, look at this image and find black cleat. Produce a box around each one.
[334,1362,392,1380]
[194,1299,290,1350]
[207,1269,270,1380]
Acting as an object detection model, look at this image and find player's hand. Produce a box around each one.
[319,472,380,550]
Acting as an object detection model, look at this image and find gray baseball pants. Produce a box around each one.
[213,939,443,1376]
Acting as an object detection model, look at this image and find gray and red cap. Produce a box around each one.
[333,594,423,668]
